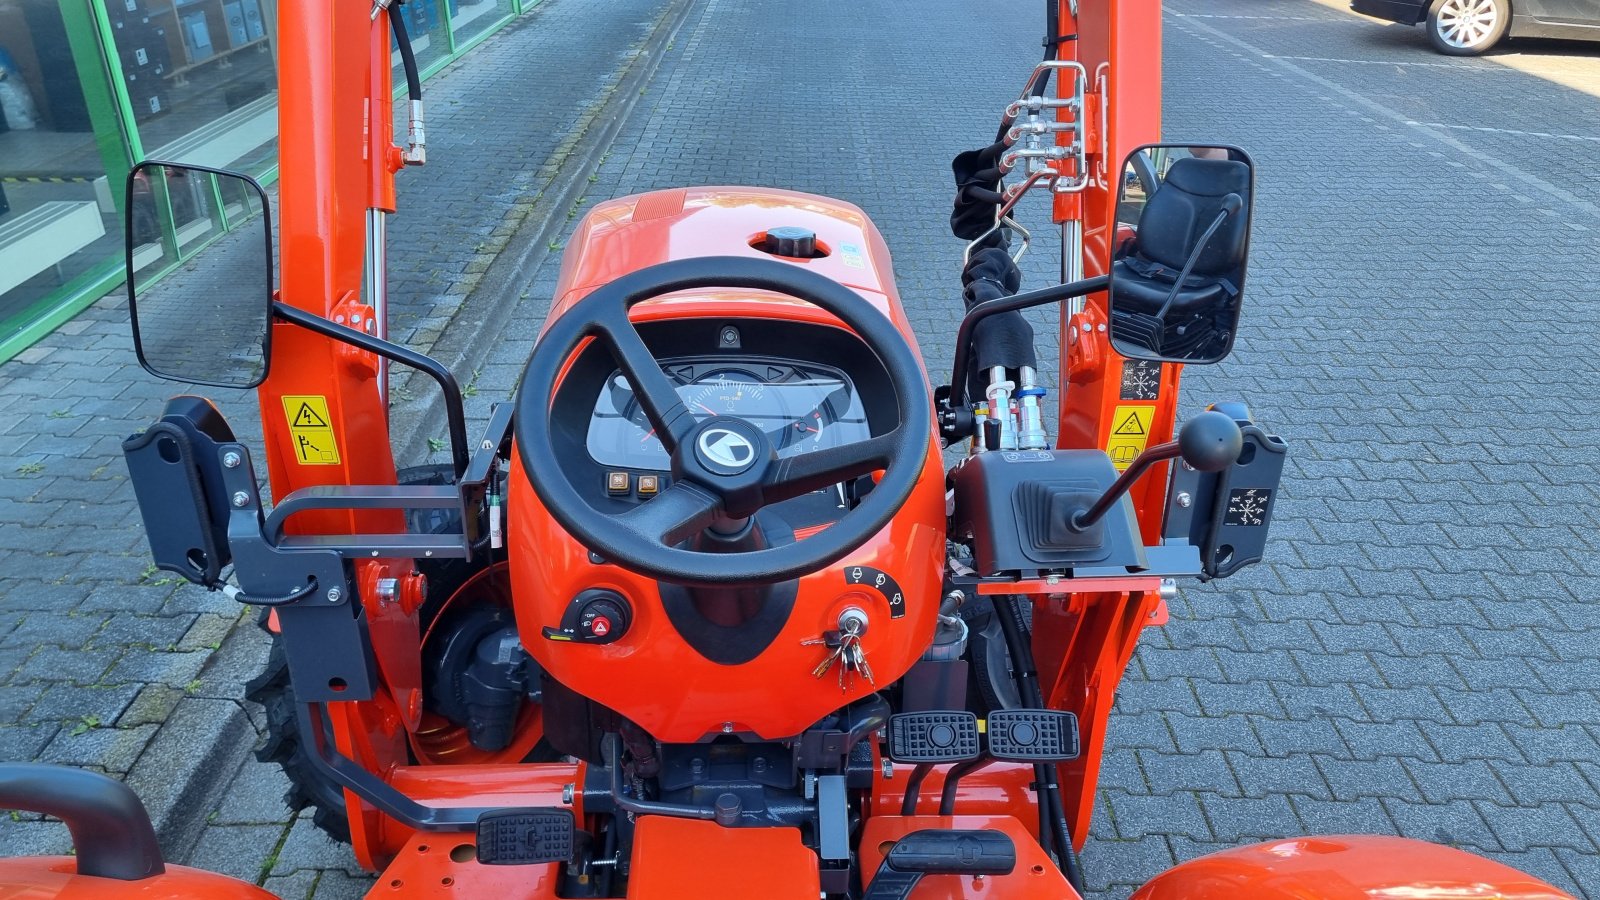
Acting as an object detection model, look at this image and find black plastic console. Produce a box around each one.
[949,450,1147,576]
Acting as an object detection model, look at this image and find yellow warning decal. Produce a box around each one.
[1106,405,1155,471]
[282,395,341,466]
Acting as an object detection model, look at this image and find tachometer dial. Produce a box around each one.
[685,371,767,418]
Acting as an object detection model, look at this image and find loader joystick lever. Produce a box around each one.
[516,256,933,586]
[1069,411,1242,531]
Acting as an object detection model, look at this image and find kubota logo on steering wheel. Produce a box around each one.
[696,427,756,472]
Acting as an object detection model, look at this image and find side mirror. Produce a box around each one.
[1107,144,1253,365]
[126,161,274,389]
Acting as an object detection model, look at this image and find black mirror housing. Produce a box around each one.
[125,160,275,389]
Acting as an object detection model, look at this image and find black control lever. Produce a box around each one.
[1069,411,1241,532]
[1154,193,1243,320]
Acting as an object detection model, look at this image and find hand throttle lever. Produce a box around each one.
[1069,410,1242,532]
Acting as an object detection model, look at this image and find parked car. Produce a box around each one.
[1351,0,1600,55]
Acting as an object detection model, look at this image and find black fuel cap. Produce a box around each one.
[762,226,817,258]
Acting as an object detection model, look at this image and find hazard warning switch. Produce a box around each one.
[542,590,631,645]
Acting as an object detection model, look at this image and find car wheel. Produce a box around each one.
[1426,0,1510,55]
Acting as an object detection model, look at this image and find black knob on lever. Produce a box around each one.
[1069,411,1243,532]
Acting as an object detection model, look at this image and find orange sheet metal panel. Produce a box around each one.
[624,818,820,899]
[858,815,1079,900]
[1130,835,1575,900]
[370,832,561,899]
[0,858,275,900]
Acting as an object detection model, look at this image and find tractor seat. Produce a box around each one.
[1113,156,1250,316]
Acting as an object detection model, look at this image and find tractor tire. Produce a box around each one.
[1426,0,1509,55]
[246,642,352,843]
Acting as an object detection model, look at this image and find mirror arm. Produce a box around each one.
[948,274,1108,408]
[271,302,471,479]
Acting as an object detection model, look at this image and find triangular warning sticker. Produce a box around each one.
[1114,411,1147,435]
[293,403,329,428]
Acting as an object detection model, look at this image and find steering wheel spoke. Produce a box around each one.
[596,318,696,452]
[619,481,723,546]
[762,432,898,505]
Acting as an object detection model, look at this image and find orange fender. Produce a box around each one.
[0,858,276,900]
[1131,835,1574,900]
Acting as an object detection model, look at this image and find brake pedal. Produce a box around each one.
[475,808,575,865]
[885,711,980,763]
[985,709,1080,762]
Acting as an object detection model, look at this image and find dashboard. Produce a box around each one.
[585,357,871,470]
[546,318,898,531]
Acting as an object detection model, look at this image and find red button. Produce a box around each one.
[590,616,611,637]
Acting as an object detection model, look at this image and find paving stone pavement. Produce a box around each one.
[7,0,1600,897]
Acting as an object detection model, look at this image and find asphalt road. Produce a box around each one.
[3,0,1598,896]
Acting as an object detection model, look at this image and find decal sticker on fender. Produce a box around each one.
[282,395,341,465]
[1106,405,1154,471]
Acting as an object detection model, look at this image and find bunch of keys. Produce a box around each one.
[803,608,874,690]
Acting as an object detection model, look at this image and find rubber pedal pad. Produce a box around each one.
[985,709,1080,762]
[475,808,576,865]
[885,711,981,763]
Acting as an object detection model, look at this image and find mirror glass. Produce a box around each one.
[127,162,273,388]
[1108,144,1252,365]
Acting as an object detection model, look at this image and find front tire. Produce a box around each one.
[1427,0,1509,55]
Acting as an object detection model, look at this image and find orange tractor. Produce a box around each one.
[0,0,1577,898]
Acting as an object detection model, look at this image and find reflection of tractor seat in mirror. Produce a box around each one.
[1112,157,1250,316]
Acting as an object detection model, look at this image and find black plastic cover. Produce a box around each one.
[120,396,237,586]
[962,248,1037,400]
[1163,410,1286,580]
[950,450,1147,576]
[888,828,1016,875]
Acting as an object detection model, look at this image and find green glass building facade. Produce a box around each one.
[0,0,529,362]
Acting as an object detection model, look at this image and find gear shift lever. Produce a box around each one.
[1068,410,1242,532]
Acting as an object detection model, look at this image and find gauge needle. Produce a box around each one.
[696,402,720,417]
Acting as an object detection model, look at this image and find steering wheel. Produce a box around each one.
[516,255,932,586]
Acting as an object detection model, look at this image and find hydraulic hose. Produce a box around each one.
[993,0,1065,144]
[993,595,1086,894]
[390,6,421,101]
